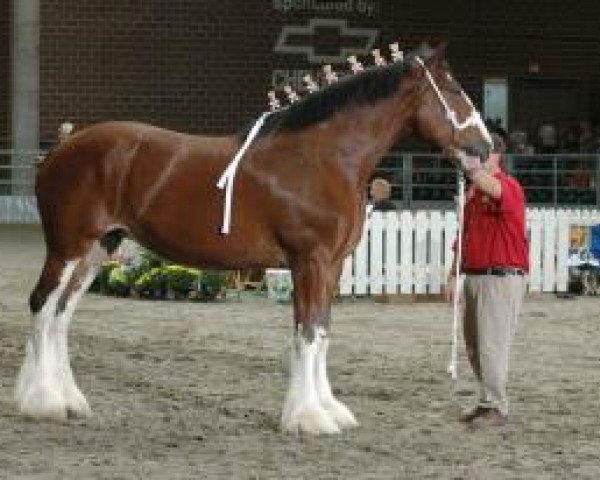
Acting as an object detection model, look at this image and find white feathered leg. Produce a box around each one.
[15,260,79,420]
[314,328,357,429]
[53,265,98,417]
[282,333,340,435]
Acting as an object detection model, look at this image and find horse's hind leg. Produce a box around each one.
[16,242,106,420]
[16,255,80,419]
[55,244,106,417]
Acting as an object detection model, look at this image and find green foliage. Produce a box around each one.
[91,247,227,302]
[107,264,130,296]
[163,265,201,299]
[198,270,228,301]
[137,248,164,270]
[90,261,121,294]
[133,267,165,299]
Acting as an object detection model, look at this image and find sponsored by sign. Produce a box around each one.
[271,2,379,89]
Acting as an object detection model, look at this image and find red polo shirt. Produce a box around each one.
[460,171,529,271]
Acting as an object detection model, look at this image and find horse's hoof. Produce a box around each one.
[282,406,341,435]
[16,388,68,422]
[323,398,358,430]
[65,389,92,418]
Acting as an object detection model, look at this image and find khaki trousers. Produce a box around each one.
[463,274,525,415]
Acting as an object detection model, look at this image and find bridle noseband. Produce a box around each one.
[413,56,492,146]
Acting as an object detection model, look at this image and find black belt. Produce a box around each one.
[463,267,525,277]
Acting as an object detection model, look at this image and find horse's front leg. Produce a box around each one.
[313,304,358,431]
[282,258,357,435]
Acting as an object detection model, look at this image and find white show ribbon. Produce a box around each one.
[413,56,492,146]
[448,171,466,380]
[217,111,273,234]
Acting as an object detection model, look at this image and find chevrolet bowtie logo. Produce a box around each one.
[274,18,379,64]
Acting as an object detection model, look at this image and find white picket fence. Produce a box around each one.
[339,209,600,295]
[2,197,600,294]
[0,196,39,223]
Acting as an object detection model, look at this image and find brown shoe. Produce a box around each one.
[459,406,488,423]
[469,408,508,427]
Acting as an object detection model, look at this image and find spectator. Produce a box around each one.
[579,120,595,153]
[58,122,74,143]
[537,122,557,153]
[368,178,396,213]
[507,125,528,154]
[561,122,580,153]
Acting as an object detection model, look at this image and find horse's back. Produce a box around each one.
[37,121,237,193]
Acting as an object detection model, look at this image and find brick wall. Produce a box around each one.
[0,0,10,148]
[40,0,280,142]
[39,0,600,142]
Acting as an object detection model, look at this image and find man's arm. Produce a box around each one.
[448,148,502,200]
[470,169,502,200]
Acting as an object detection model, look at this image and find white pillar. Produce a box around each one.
[11,0,39,194]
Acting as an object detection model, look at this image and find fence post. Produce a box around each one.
[555,209,569,292]
[414,211,427,293]
[370,211,384,295]
[399,211,413,293]
[429,210,443,294]
[384,211,399,294]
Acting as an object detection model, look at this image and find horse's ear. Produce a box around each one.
[428,41,448,69]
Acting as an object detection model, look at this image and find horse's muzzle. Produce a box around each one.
[464,144,490,162]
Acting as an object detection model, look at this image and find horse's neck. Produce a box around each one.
[330,98,410,189]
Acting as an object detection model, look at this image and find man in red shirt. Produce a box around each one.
[447,133,528,427]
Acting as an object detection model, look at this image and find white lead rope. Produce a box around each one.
[410,57,486,378]
[448,171,466,380]
[217,111,273,234]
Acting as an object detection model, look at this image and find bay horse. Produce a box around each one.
[16,44,491,434]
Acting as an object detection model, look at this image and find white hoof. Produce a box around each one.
[16,385,68,421]
[322,398,358,429]
[64,387,92,418]
[282,405,341,435]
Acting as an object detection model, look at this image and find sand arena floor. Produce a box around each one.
[1,225,600,479]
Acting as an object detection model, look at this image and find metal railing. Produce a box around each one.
[1,150,599,208]
[0,150,42,195]
[376,153,600,209]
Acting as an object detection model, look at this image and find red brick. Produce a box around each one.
[30,0,600,144]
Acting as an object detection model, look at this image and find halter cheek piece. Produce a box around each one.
[413,56,492,146]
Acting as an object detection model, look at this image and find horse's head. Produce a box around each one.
[406,44,492,162]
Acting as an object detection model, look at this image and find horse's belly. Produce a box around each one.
[129,221,287,270]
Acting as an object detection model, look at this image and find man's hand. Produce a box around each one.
[444,147,482,175]
[445,148,502,200]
